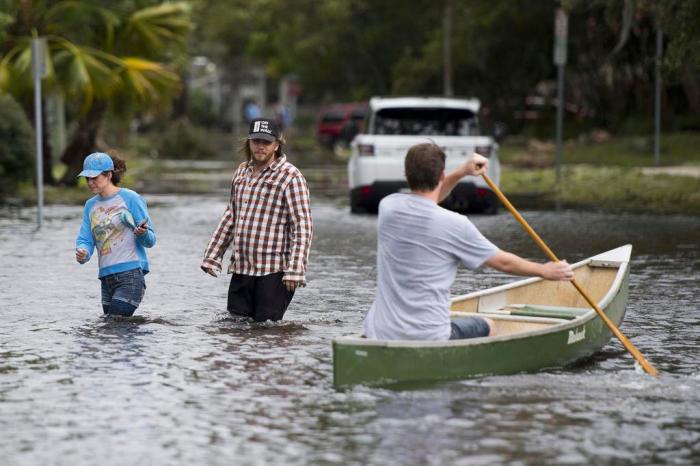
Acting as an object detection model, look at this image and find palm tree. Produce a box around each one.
[0,1,192,184]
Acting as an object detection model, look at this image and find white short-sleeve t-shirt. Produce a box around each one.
[363,193,499,341]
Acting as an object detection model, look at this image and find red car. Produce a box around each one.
[316,102,368,150]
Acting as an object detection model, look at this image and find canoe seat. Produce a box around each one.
[504,304,590,320]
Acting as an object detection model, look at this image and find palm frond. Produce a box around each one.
[120,57,180,97]
[0,40,34,95]
[121,2,192,57]
[51,38,122,112]
[46,1,121,49]
[113,57,181,115]
[0,11,14,41]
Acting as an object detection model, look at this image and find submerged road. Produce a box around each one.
[1,196,699,465]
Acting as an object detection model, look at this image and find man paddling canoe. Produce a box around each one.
[363,143,574,341]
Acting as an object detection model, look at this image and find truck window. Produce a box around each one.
[372,108,479,136]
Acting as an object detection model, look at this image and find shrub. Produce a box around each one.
[0,93,34,199]
[188,89,222,128]
[157,118,216,159]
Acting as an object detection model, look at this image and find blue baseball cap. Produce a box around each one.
[78,152,114,178]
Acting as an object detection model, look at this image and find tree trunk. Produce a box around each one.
[680,63,700,117]
[59,102,108,185]
[171,71,189,121]
[41,102,55,185]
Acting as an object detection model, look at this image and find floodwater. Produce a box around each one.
[1,196,699,465]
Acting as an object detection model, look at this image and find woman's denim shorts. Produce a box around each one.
[100,268,146,316]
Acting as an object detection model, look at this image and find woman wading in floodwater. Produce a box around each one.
[75,152,156,316]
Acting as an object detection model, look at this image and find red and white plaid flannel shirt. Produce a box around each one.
[202,154,313,283]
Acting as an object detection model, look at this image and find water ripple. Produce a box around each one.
[1,197,698,465]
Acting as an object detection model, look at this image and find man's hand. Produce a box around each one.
[440,152,491,202]
[282,279,302,292]
[541,260,574,281]
[465,152,489,176]
[201,265,218,277]
[76,248,88,263]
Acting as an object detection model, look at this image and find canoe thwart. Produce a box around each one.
[589,259,624,268]
[503,304,590,320]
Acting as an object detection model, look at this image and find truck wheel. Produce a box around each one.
[350,197,365,214]
[482,203,499,215]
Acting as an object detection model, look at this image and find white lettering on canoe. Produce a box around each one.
[355,350,368,357]
[567,327,586,344]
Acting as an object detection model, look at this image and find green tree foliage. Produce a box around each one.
[565,0,700,128]
[192,0,444,99]
[582,0,700,72]
[562,2,659,130]
[0,92,33,198]
[0,9,11,43]
[191,0,564,123]
[0,0,192,184]
[192,0,699,134]
[648,0,700,117]
[392,1,555,121]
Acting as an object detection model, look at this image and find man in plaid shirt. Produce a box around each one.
[201,118,313,321]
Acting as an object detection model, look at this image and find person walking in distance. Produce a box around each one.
[201,118,313,322]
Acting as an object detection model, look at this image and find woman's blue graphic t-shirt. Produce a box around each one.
[75,188,156,278]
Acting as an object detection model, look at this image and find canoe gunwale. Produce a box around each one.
[450,245,632,303]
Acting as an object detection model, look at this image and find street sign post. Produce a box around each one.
[554,8,568,66]
[32,36,47,229]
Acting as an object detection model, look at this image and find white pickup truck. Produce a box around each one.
[347,96,501,214]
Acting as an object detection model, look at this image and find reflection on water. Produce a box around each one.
[1,196,699,465]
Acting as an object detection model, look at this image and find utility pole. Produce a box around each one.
[443,0,453,97]
[553,7,568,188]
[654,25,663,166]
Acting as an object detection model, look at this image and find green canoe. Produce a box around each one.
[333,245,632,387]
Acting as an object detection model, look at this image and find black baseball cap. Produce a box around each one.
[247,118,280,142]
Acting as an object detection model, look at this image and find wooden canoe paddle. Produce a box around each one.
[482,174,658,376]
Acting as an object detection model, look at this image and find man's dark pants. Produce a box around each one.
[227,272,295,322]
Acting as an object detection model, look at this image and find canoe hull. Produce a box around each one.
[333,248,630,387]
